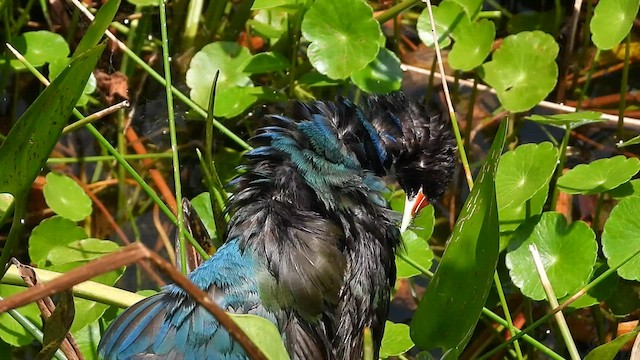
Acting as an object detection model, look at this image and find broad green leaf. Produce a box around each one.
[448,0,483,19]
[499,184,548,250]
[252,0,298,9]
[526,111,604,129]
[47,238,120,265]
[557,156,640,195]
[380,321,414,358]
[618,134,640,147]
[584,327,640,360]
[240,52,289,73]
[0,193,13,216]
[609,179,640,199]
[214,86,286,118]
[190,192,216,240]
[562,263,617,310]
[250,10,289,39]
[29,216,88,267]
[602,196,640,281]
[417,2,470,48]
[74,0,121,57]
[230,313,291,360]
[448,19,495,71]
[590,0,640,50]
[506,212,597,300]
[496,142,558,210]
[5,31,69,70]
[298,72,342,87]
[0,284,42,346]
[0,45,105,199]
[410,120,506,357]
[396,228,434,279]
[351,48,402,94]
[186,42,253,110]
[47,261,123,332]
[72,322,101,360]
[301,0,382,79]
[479,31,558,112]
[126,0,159,6]
[43,172,93,221]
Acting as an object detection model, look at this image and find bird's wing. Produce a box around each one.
[98,239,269,360]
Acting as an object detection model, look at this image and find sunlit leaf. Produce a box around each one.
[396,228,434,279]
[584,327,640,360]
[240,52,289,73]
[506,212,597,300]
[380,321,414,358]
[561,263,617,310]
[190,193,216,240]
[557,156,640,195]
[410,121,505,357]
[351,48,402,94]
[590,0,640,50]
[43,172,93,221]
[479,31,558,112]
[499,184,548,250]
[72,322,101,360]
[526,111,604,129]
[417,1,470,48]
[126,0,159,6]
[0,284,42,346]
[448,0,483,19]
[618,134,640,147]
[496,142,558,210]
[0,45,105,199]
[0,193,13,217]
[186,42,253,110]
[230,313,291,360]
[602,196,640,281]
[29,216,88,267]
[448,19,495,71]
[4,31,69,70]
[301,0,382,79]
[47,238,120,265]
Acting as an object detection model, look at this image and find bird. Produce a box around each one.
[98,92,456,360]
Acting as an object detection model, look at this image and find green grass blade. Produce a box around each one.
[410,120,507,357]
[73,0,121,57]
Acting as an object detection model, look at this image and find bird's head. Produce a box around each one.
[364,93,457,232]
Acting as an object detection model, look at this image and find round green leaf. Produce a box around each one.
[186,42,253,109]
[609,179,640,199]
[448,0,483,19]
[448,19,495,71]
[380,321,414,358]
[190,192,216,240]
[240,52,289,73]
[499,184,548,250]
[29,216,88,267]
[602,196,640,281]
[417,1,470,48]
[396,228,434,279]
[250,10,289,39]
[496,142,558,210]
[506,212,597,300]
[590,0,640,50]
[561,262,617,310]
[301,0,382,79]
[479,31,558,112]
[0,193,13,216]
[230,314,291,360]
[7,31,70,70]
[0,284,42,346]
[47,261,123,332]
[557,156,640,195]
[351,48,402,94]
[526,111,604,129]
[47,238,120,265]
[43,172,92,221]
